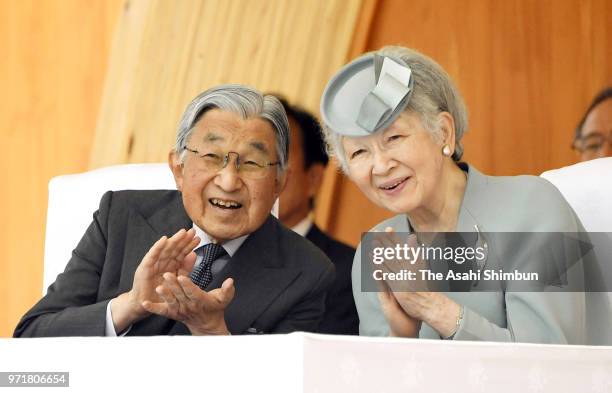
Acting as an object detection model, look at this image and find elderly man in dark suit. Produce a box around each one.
[275,96,358,335]
[15,85,335,337]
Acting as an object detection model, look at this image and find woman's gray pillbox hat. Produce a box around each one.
[320,53,414,137]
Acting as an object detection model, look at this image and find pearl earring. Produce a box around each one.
[442,145,452,156]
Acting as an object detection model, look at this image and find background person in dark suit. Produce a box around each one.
[14,85,334,337]
[276,96,359,335]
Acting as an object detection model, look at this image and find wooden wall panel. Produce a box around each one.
[325,0,612,247]
[0,0,124,337]
[6,0,603,336]
[90,0,364,167]
[0,0,364,337]
[366,0,611,175]
[315,0,380,231]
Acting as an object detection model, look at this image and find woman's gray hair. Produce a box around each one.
[324,46,468,171]
[175,84,289,171]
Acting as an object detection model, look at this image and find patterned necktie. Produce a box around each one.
[189,243,227,290]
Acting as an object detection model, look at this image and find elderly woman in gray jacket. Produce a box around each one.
[319,46,605,344]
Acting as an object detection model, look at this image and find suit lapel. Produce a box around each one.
[123,192,193,336]
[119,192,192,293]
[209,216,301,334]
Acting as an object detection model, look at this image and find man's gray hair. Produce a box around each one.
[324,46,468,172]
[175,84,289,171]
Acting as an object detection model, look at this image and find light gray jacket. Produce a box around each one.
[353,164,611,344]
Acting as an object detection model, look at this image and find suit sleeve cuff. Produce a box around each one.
[451,306,512,342]
[446,305,473,340]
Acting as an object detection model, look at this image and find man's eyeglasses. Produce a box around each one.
[184,147,280,180]
[572,131,612,157]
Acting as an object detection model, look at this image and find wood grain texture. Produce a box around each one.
[90,0,364,168]
[0,0,362,337]
[324,0,611,246]
[315,0,380,232]
[0,0,123,337]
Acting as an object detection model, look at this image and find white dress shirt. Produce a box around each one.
[290,215,314,238]
[105,223,248,336]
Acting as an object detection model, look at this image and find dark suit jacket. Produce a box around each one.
[306,224,358,335]
[14,190,335,337]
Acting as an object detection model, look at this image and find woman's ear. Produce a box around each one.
[168,150,184,191]
[438,112,457,153]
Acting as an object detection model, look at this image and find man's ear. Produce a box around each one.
[306,163,325,198]
[438,112,457,153]
[275,170,288,196]
[168,150,184,191]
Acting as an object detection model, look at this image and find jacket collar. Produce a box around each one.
[386,163,487,234]
[208,215,301,334]
[456,163,489,233]
[119,192,192,295]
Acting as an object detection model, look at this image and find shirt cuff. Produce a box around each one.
[105,299,132,337]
